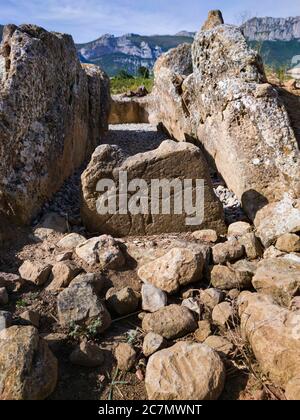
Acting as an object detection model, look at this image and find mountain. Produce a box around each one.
[0,25,3,40]
[241,16,300,41]
[241,17,300,70]
[76,33,194,76]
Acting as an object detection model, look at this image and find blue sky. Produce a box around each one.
[1,0,299,43]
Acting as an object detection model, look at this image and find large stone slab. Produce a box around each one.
[0,24,110,224]
[81,140,226,236]
[150,12,300,220]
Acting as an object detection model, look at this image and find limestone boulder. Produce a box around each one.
[254,196,300,247]
[149,43,194,141]
[238,292,300,399]
[81,140,226,237]
[145,341,225,400]
[252,257,300,306]
[75,235,125,269]
[57,273,111,332]
[142,304,197,339]
[0,24,110,224]
[138,247,204,293]
[0,326,57,400]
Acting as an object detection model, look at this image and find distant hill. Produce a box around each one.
[0,25,3,40]
[240,17,300,70]
[241,16,300,41]
[76,33,195,76]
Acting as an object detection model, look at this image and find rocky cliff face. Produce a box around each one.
[76,33,194,76]
[241,16,300,41]
[0,24,110,224]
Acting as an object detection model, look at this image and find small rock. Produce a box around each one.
[252,257,300,306]
[212,239,245,265]
[57,233,86,250]
[47,261,81,291]
[55,252,73,262]
[145,341,225,400]
[143,332,166,357]
[20,310,40,328]
[204,335,234,357]
[57,273,111,332]
[212,302,234,329]
[0,311,12,331]
[276,233,300,253]
[138,248,204,293]
[228,221,252,237]
[263,245,285,259]
[211,260,256,290]
[142,304,197,339]
[0,272,23,292]
[194,320,212,342]
[106,287,140,316]
[141,284,167,313]
[115,343,136,371]
[182,297,202,315]
[70,341,104,367]
[200,288,224,309]
[239,232,263,260]
[227,289,241,300]
[19,260,52,286]
[0,287,8,306]
[254,197,300,248]
[75,235,125,269]
[192,229,218,243]
[38,212,67,233]
[0,326,57,400]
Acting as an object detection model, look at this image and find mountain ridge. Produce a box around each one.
[241,16,300,41]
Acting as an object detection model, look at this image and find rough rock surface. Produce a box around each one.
[142,304,197,339]
[106,286,140,315]
[143,332,166,357]
[212,239,245,265]
[0,326,57,400]
[19,260,52,286]
[115,343,136,371]
[211,260,256,290]
[150,14,300,219]
[57,273,111,332]
[75,235,125,269]
[141,284,167,313]
[254,197,300,247]
[252,257,300,306]
[0,24,110,224]
[81,140,225,236]
[138,247,204,293]
[110,95,149,124]
[70,341,104,367]
[145,341,225,400]
[238,292,300,399]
